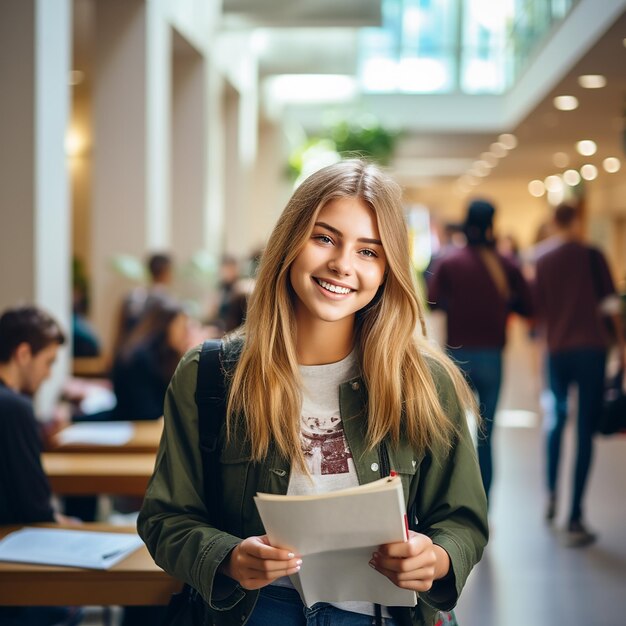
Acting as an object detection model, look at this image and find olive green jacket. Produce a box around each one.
[138,341,488,626]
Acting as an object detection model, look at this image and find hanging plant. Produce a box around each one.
[287,114,400,182]
[329,118,399,165]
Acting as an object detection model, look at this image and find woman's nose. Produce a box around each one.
[328,250,353,276]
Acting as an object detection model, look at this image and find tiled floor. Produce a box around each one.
[456,422,626,626]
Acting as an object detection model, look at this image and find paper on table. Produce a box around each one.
[57,422,134,446]
[0,528,143,569]
[254,475,417,607]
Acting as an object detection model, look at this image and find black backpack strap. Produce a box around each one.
[194,339,226,528]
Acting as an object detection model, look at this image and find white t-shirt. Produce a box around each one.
[272,350,391,619]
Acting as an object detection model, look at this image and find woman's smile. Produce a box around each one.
[312,277,355,297]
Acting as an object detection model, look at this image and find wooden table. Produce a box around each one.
[50,420,163,454]
[72,356,110,378]
[0,524,182,606]
[42,453,156,496]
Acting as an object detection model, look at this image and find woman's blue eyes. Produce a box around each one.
[314,234,333,244]
[359,249,377,258]
[312,235,378,258]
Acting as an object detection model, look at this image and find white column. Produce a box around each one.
[171,35,206,256]
[0,0,72,414]
[146,0,171,249]
[91,0,171,351]
[205,60,226,261]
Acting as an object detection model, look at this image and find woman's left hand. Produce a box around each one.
[369,530,450,592]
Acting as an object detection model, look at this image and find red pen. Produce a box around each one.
[388,471,409,540]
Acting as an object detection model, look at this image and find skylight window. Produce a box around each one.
[358,0,576,95]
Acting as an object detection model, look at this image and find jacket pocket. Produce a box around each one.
[218,447,253,536]
[386,443,419,511]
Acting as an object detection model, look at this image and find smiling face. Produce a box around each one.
[289,196,387,336]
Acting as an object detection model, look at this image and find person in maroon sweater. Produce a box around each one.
[534,204,625,547]
[428,200,533,504]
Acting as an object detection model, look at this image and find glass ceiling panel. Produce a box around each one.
[358,0,580,95]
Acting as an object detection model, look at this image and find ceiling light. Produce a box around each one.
[498,133,518,149]
[580,164,598,181]
[69,70,84,86]
[544,175,563,193]
[264,74,358,104]
[490,142,507,158]
[603,157,621,173]
[553,95,579,111]
[578,74,606,89]
[469,166,488,178]
[65,128,86,156]
[528,180,545,197]
[576,140,597,156]
[552,152,569,168]
[548,187,565,206]
[480,152,498,167]
[563,169,581,186]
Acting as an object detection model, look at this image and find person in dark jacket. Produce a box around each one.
[0,305,83,626]
[112,298,189,420]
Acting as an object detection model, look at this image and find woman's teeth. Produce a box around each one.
[316,278,352,294]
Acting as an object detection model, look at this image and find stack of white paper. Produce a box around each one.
[0,528,143,569]
[254,475,417,607]
[57,422,134,446]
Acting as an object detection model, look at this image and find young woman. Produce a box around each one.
[138,160,488,626]
[112,297,189,421]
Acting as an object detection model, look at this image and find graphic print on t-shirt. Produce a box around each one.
[300,415,352,475]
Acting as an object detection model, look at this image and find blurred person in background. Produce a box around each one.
[496,233,521,267]
[213,253,241,331]
[533,203,625,547]
[113,252,175,356]
[423,220,464,286]
[71,285,101,358]
[112,298,189,421]
[71,257,101,358]
[0,305,83,626]
[221,277,255,333]
[428,199,533,505]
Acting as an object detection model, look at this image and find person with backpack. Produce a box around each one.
[533,203,625,546]
[138,160,488,626]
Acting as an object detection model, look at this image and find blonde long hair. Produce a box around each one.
[227,160,475,470]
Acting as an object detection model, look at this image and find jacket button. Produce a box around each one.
[412,460,416,468]
[351,381,360,391]
[370,462,379,472]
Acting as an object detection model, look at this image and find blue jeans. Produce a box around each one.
[450,348,502,502]
[246,585,399,626]
[546,348,606,522]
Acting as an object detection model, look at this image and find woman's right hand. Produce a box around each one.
[219,535,302,590]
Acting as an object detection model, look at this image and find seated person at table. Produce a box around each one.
[0,305,83,626]
[113,252,175,356]
[112,298,189,421]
